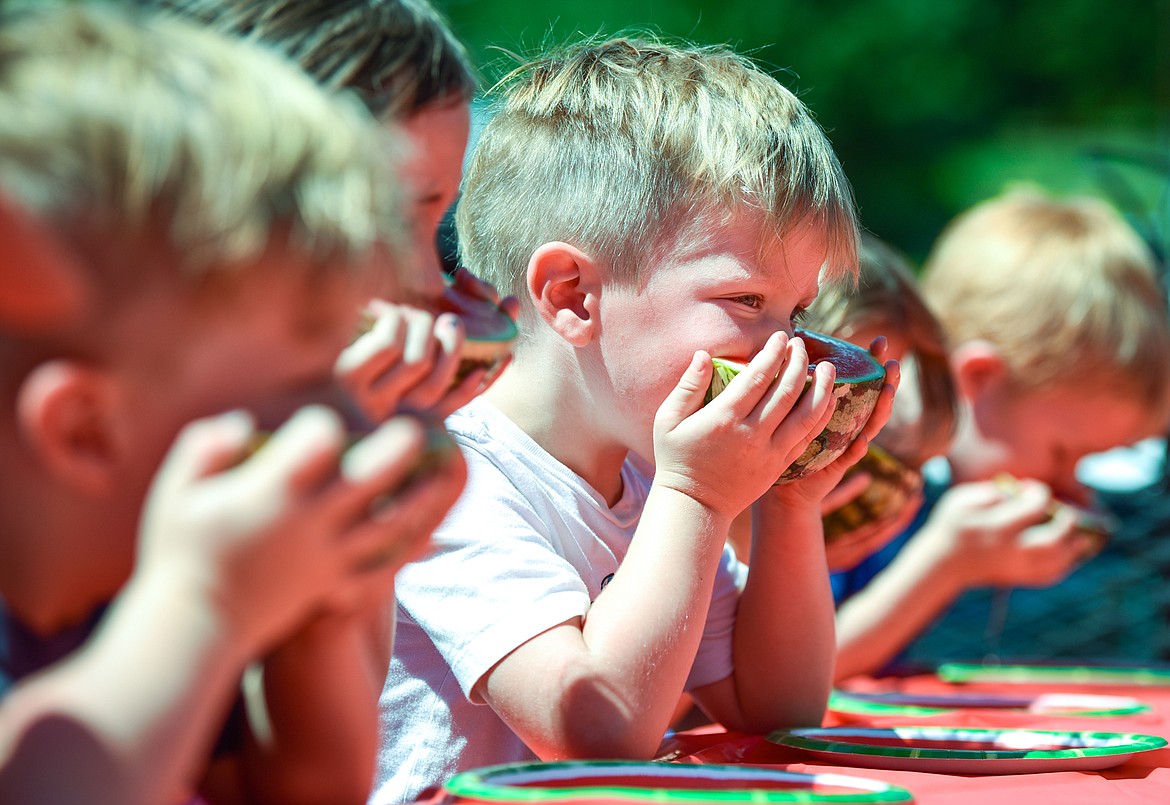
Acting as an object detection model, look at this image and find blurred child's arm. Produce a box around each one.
[1,408,461,805]
[834,478,1089,682]
[0,557,256,805]
[692,359,900,731]
[214,609,386,805]
[203,419,466,805]
[474,333,836,759]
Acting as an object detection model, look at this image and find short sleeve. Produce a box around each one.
[394,453,594,701]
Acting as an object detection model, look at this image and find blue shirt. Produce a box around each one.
[0,598,105,700]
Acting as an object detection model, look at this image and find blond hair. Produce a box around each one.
[805,234,957,464]
[456,36,859,303]
[149,0,476,118]
[0,3,404,283]
[921,187,1170,413]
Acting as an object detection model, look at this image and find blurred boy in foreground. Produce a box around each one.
[372,36,898,803]
[832,188,1170,681]
[0,5,465,804]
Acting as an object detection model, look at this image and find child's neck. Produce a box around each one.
[484,358,629,506]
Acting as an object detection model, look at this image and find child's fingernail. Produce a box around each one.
[341,418,419,483]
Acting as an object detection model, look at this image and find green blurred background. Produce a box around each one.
[438,0,1170,266]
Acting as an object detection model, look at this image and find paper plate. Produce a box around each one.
[937,662,1170,687]
[443,760,914,803]
[829,689,1150,718]
[768,726,1167,774]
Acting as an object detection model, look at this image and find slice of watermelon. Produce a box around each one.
[706,329,885,483]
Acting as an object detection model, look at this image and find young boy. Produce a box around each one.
[832,187,1170,681]
[372,36,898,802]
[0,5,466,804]
[150,0,518,421]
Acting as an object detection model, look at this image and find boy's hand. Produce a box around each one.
[650,331,836,520]
[337,268,519,424]
[920,479,1092,588]
[336,301,479,422]
[772,352,902,508]
[135,407,466,654]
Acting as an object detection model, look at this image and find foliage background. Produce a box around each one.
[439,0,1169,266]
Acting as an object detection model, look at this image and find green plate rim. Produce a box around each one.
[443,760,914,803]
[938,662,1170,686]
[768,726,1168,762]
[828,689,1151,718]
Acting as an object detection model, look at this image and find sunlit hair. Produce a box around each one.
[804,234,957,464]
[921,186,1170,423]
[149,0,476,118]
[0,3,405,281]
[456,35,859,305]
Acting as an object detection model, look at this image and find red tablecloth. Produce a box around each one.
[656,672,1170,804]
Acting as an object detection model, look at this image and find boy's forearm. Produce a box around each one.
[238,611,386,805]
[0,569,252,805]
[724,500,835,731]
[485,483,732,759]
[833,527,965,682]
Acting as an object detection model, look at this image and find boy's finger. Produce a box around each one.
[341,453,466,572]
[771,358,834,458]
[336,303,409,376]
[858,360,902,441]
[821,469,872,512]
[151,410,256,499]
[655,350,714,429]
[242,405,348,496]
[397,314,465,412]
[712,331,793,424]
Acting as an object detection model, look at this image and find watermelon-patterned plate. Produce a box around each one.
[829,689,1150,718]
[937,662,1170,687]
[443,760,913,803]
[769,726,1167,774]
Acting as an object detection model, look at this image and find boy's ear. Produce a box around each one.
[526,242,601,347]
[950,339,1006,400]
[16,360,119,497]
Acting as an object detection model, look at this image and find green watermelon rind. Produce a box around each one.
[704,331,886,483]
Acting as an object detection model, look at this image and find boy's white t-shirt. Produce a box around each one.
[371,397,747,804]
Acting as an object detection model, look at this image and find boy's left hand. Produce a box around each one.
[771,338,901,507]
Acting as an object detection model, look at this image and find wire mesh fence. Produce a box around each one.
[904,463,1170,667]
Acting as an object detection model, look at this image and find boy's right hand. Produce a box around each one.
[919,479,1092,589]
[336,301,479,423]
[650,331,836,520]
[135,407,466,654]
